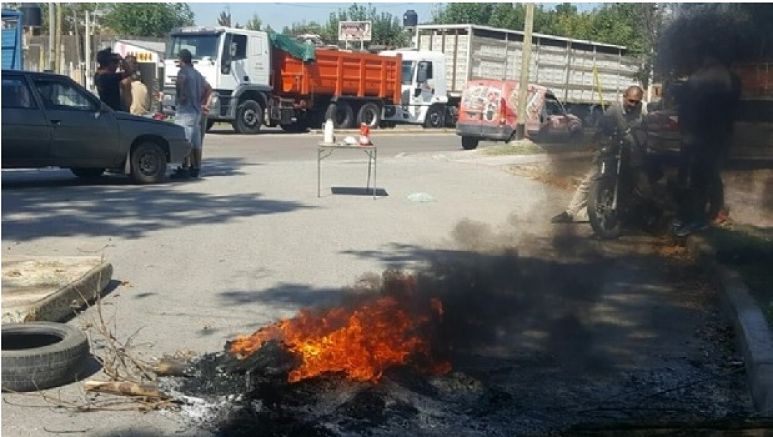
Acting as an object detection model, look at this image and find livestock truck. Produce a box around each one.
[383,24,642,128]
[161,26,402,134]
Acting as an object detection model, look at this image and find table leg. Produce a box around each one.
[317,148,321,197]
[373,148,377,199]
[366,151,372,192]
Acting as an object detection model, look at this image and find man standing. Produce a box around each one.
[94,48,131,111]
[551,86,645,223]
[672,56,740,236]
[172,49,212,179]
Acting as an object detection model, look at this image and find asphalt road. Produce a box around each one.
[1,133,752,435]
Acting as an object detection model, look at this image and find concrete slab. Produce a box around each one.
[2,256,113,323]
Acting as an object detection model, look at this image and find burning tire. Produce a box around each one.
[2,322,90,392]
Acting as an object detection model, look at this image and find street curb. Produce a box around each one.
[2,261,113,323]
[687,234,773,414]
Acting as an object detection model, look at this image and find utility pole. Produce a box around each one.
[54,2,62,73]
[85,10,92,91]
[516,3,534,140]
[47,2,55,71]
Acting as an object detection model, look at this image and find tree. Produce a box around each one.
[432,3,494,25]
[244,14,262,31]
[218,8,232,27]
[102,3,194,37]
[282,21,324,37]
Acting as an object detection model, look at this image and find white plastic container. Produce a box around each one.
[323,119,335,144]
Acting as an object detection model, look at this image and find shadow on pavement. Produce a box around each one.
[2,166,312,241]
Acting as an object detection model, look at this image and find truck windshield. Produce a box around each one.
[401,61,414,85]
[167,34,220,60]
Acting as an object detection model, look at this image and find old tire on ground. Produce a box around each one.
[70,168,105,179]
[588,177,622,239]
[2,322,90,392]
[325,102,355,129]
[461,136,479,150]
[233,99,263,134]
[424,104,446,128]
[356,102,381,128]
[130,141,167,184]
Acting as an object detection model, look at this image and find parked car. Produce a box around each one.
[456,79,582,150]
[1,70,190,183]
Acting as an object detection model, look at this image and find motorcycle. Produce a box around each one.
[587,128,665,239]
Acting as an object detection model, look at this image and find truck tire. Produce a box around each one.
[325,102,354,129]
[356,102,381,128]
[461,136,479,150]
[2,322,90,392]
[424,105,446,128]
[234,100,263,134]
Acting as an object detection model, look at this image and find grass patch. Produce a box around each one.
[707,225,773,327]
[481,141,546,156]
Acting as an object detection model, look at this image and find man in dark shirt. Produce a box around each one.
[94,48,130,111]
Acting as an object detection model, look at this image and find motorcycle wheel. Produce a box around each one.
[588,176,622,239]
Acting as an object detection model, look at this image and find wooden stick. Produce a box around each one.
[84,381,164,398]
[153,358,190,377]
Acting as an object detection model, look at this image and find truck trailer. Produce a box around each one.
[386,24,642,127]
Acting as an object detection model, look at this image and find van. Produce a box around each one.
[456,79,582,150]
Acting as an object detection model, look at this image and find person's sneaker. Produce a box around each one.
[189,168,200,178]
[673,220,709,237]
[551,212,573,223]
[170,167,190,179]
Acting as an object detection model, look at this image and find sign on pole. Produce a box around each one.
[338,21,372,42]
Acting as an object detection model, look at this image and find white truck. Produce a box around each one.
[162,26,273,134]
[382,24,642,128]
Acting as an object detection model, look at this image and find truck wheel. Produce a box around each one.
[130,141,167,184]
[425,105,446,128]
[357,103,381,128]
[325,102,354,129]
[461,137,479,150]
[234,100,263,134]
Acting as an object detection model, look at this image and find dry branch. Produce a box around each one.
[84,381,164,399]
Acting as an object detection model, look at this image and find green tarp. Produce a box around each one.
[269,32,316,62]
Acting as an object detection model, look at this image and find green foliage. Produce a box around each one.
[102,3,194,37]
[244,14,262,31]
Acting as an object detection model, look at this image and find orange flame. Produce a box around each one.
[228,290,449,383]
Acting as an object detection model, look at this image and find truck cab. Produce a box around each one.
[162,26,272,134]
[380,50,449,128]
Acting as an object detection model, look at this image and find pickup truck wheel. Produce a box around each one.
[130,142,167,184]
[234,100,262,134]
[357,103,381,128]
[70,168,104,179]
[461,136,479,150]
[425,105,446,128]
[325,102,354,129]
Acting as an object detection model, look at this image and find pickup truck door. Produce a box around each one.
[31,77,122,168]
[1,75,53,167]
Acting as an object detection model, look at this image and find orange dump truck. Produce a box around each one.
[271,48,402,131]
